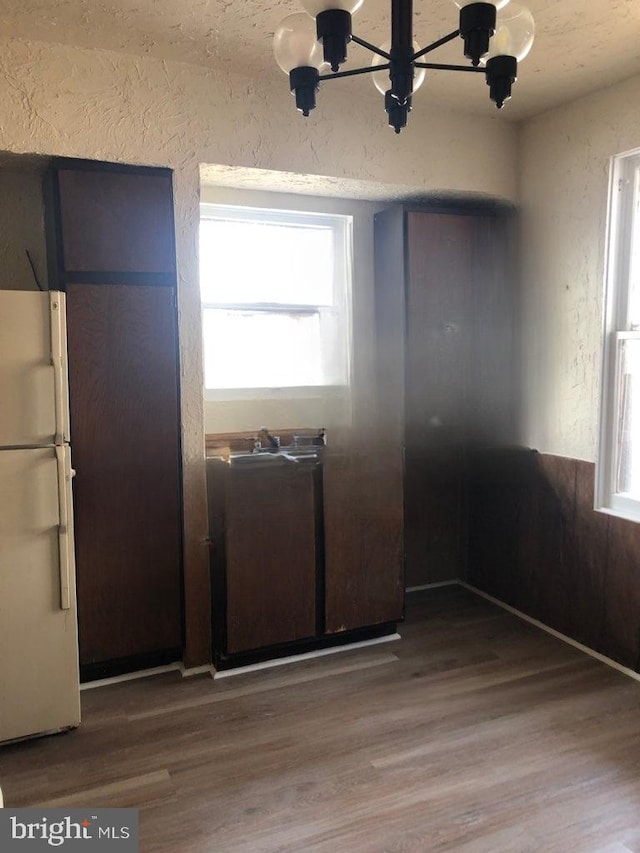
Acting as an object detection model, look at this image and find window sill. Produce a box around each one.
[594,503,640,525]
[204,385,350,403]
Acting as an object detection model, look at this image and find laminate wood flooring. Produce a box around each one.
[2,587,640,852]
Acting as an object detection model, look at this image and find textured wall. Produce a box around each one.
[0,170,48,291]
[519,73,640,462]
[203,393,347,436]
[0,34,518,664]
[0,36,519,197]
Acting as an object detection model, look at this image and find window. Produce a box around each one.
[199,204,352,395]
[596,148,640,522]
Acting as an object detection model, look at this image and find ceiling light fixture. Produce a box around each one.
[274,0,534,133]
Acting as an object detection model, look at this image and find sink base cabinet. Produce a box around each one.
[207,459,398,670]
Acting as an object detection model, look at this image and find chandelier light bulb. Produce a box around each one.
[273,13,324,73]
[301,0,365,16]
[451,0,511,10]
[486,2,535,62]
[371,42,426,96]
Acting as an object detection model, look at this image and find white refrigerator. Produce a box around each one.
[0,289,81,743]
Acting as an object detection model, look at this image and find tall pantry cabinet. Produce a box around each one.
[374,204,516,588]
[45,159,183,680]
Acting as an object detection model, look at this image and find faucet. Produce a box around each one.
[256,427,280,451]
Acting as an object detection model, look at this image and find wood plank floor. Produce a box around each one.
[2,587,640,852]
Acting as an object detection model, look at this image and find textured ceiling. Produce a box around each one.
[199,163,509,202]
[1,0,639,121]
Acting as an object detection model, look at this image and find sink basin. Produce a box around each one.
[228,447,322,467]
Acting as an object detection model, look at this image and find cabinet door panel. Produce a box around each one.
[468,214,517,444]
[66,284,182,667]
[321,206,405,635]
[57,169,175,274]
[324,451,404,633]
[403,211,476,585]
[405,211,475,449]
[225,466,317,654]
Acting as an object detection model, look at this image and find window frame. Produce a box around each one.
[199,202,352,399]
[596,147,640,523]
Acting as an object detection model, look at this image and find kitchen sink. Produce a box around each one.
[228,446,322,466]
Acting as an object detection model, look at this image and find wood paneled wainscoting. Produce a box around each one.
[467,448,640,672]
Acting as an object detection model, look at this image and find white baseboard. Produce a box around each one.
[80,662,183,691]
[459,581,640,685]
[406,581,460,593]
[214,633,402,680]
[179,663,216,679]
[80,662,216,690]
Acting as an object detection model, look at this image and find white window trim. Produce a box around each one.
[204,385,350,403]
[199,203,353,397]
[596,148,640,523]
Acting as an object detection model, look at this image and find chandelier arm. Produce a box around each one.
[414,62,485,73]
[350,35,391,60]
[319,64,390,81]
[412,30,460,61]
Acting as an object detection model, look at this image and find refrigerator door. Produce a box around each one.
[0,446,80,743]
[0,290,70,448]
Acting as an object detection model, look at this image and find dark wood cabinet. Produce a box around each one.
[223,465,318,654]
[55,168,175,275]
[66,284,182,670]
[374,204,516,588]
[45,160,176,287]
[319,210,405,635]
[323,451,404,633]
[46,159,183,680]
[207,453,400,669]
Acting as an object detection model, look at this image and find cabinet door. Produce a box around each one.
[404,211,476,586]
[405,211,475,450]
[66,284,182,671]
[51,164,176,276]
[468,213,517,444]
[322,207,405,634]
[224,466,318,654]
[323,450,404,634]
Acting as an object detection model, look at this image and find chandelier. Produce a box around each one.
[273,0,535,133]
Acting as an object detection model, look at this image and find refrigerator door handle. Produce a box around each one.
[55,446,72,611]
[50,291,70,446]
